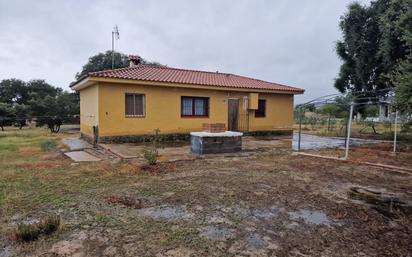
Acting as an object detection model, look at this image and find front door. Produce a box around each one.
[228,99,239,131]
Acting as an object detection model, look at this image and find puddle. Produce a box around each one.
[198,226,234,241]
[138,206,193,220]
[245,233,268,250]
[292,133,381,150]
[288,209,332,226]
[252,208,279,220]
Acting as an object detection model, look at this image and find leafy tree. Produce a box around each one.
[75,51,129,79]
[335,2,387,98]
[75,51,164,79]
[318,104,340,117]
[364,105,380,117]
[0,78,80,132]
[0,79,28,104]
[318,104,340,131]
[27,80,62,100]
[335,0,412,112]
[392,56,412,113]
[0,103,16,131]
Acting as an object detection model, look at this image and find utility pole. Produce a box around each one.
[111,25,120,69]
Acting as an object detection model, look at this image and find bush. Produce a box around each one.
[14,215,60,242]
[40,140,57,151]
[38,215,60,235]
[15,223,41,242]
[143,147,159,165]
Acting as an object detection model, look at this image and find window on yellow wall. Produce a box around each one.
[125,94,145,117]
[255,99,266,118]
[181,96,209,117]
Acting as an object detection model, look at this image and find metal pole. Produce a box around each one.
[393,110,398,153]
[344,102,354,159]
[111,31,114,69]
[298,107,302,152]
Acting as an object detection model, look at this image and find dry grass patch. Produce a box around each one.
[16,147,41,156]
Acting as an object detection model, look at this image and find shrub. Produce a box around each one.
[15,223,41,242]
[40,140,57,151]
[143,146,158,165]
[142,128,160,165]
[38,215,60,235]
[14,215,60,242]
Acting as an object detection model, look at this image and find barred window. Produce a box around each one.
[125,94,145,117]
[181,96,209,117]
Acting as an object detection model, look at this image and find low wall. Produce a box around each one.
[87,130,293,144]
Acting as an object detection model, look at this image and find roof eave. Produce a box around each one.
[74,76,305,94]
[70,77,97,91]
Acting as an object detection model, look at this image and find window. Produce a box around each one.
[181,96,209,117]
[255,99,266,117]
[125,94,145,117]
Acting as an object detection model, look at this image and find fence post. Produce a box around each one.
[298,107,303,152]
[393,110,398,153]
[344,102,354,160]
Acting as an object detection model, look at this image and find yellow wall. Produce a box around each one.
[80,84,99,136]
[249,93,259,110]
[90,82,294,137]
[248,93,294,131]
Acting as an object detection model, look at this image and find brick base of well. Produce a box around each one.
[202,123,226,133]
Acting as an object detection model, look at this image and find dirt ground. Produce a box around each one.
[1,129,412,257]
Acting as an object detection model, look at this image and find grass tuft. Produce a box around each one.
[40,140,57,151]
[14,215,60,242]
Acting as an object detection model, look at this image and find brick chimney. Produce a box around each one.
[128,55,142,67]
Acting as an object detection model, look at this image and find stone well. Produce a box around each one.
[190,131,243,154]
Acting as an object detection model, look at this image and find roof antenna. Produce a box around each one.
[111,25,120,69]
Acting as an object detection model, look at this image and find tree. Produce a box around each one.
[75,51,164,79]
[318,104,340,131]
[0,103,16,131]
[27,80,62,100]
[0,79,28,105]
[335,0,412,112]
[364,105,379,117]
[335,2,387,98]
[0,78,80,132]
[392,55,412,113]
[387,0,412,113]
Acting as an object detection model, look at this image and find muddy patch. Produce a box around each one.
[138,206,194,220]
[348,186,412,218]
[245,233,268,250]
[0,246,15,257]
[198,225,234,241]
[288,209,332,226]
[219,205,279,221]
[105,195,144,209]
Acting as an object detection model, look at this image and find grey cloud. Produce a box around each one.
[0,0,371,103]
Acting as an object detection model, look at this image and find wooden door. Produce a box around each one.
[228,99,239,131]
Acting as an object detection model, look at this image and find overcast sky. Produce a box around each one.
[0,0,371,103]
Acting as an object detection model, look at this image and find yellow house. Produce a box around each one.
[71,56,304,143]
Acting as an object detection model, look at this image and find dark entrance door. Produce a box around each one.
[228,99,239,131]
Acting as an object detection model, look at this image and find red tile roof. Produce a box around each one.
[76,65,304,94]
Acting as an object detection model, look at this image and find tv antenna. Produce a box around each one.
[111,25,120,69]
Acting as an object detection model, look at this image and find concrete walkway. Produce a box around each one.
[99,136,290,162]
[62,137,92,151]
[64,151,101,162]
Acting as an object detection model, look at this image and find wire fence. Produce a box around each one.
[295,90,411,161]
